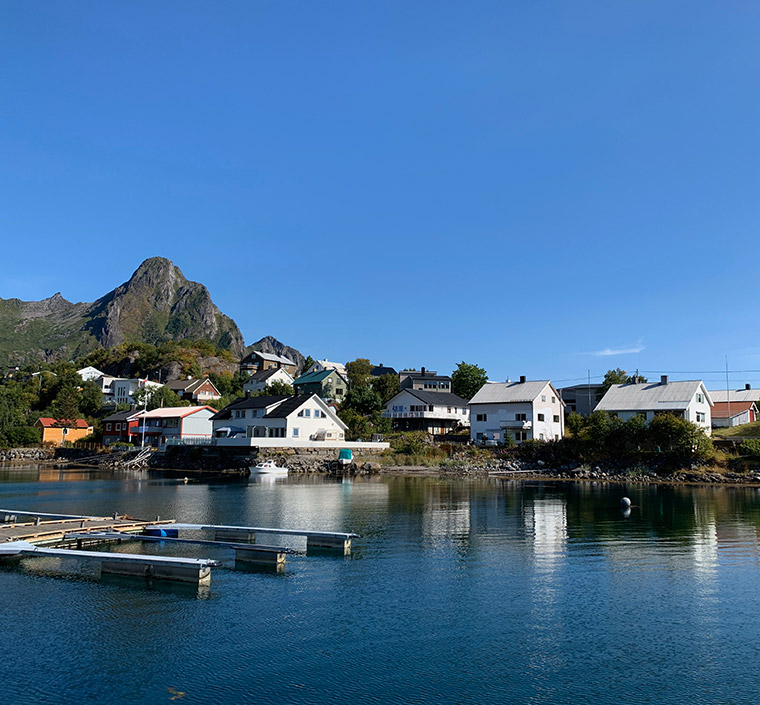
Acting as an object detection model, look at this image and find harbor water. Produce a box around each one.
[2,465,760,704]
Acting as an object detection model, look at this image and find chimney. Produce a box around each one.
[661,375,668,385]
[746,383,752,391]
[519,375,527,384]
[421,366,426,376]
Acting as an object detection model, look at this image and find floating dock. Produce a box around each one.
[0,508,360,586]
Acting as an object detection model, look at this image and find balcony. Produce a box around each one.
[383,410,465,420]
[500,420,532,430]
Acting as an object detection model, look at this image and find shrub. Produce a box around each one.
[739,439,760,458]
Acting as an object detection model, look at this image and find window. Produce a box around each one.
[516,413,527,421]
[337,389,344,395]
[515,431,527,442]
[293,428,299,437]
[314,410,322,418]
[298,409,311,417]
[697,393,704,404]
[537,414,545,422]
[476,413,487,422]
[541,395,546,402]
[551,396,556,404]
[447,407,452,413]
[106,423,112,431]
[696,411,706,423]
[553,415,560,423]
[539,433,545,440]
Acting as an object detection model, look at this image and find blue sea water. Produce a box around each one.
[2,465,760,705]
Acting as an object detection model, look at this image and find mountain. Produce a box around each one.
[0,257,246,367]
[248,335,307,373]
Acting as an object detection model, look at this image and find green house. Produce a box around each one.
[292,369,348,404]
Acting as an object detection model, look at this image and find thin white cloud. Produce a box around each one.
[587,340,646,357]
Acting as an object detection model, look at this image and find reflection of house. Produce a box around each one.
[292,369,348,404]
[468,378,565,444]
[102,410,142,445]
[711,402,757,428]
[212,394,347,442]
[240,350,297,377]
[135,406,217,448]
[399,368,451,392]
[34,417,93,446]
[243,368,294,395]
[595,376,713,433]
[558,383,605,417]
[383,389,469,434]
[165,377,221,404]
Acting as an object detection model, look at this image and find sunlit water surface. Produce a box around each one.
[2,465,760,704]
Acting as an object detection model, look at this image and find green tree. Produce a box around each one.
[266,380,295,396]
[371,373,400,404]
[51,385,81,421]
[345,358,373,387]
[566,411,585,438]
[601,368,648,394]
[342,384,382,415]
[78,380,103,417]
[300,356,316,375]
[451,361,488,400]
[134,385,186,411]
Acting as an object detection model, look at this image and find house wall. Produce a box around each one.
[38,426,92,446]
[243,369,294,394]
[286,397,346,440]
[180,410,215,439]
[469,385,564,443]
[712,409,752,428]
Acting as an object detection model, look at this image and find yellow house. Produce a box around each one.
[34,417,93,446]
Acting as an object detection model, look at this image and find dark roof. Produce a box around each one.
[404,372,451,382]
[246,368,282,383]
[103,410,141,422]
[264,394,318,419]
[400,390,469,406]
[210,395,289,421]
[371,365,397,377]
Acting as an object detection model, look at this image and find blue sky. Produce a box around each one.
[2,1,759,389]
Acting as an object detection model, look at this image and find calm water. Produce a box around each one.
[2,465,760,705]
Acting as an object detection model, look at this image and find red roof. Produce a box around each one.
[36,417,91,429]
[711,402,756,419]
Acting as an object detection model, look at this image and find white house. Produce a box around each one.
[383,390,469,435]
[135,406,217,448]
[309,359,348,378]
[77,366,104,382]
[212,393,347,443]
[111,378,163,406]
[594,376,713,433]
[468,378,565,444]
[243,367,295,395]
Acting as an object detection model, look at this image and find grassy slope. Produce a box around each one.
[712,421,760,438]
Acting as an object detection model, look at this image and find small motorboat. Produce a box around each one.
[251,459,289,474]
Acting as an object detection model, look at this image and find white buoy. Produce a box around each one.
[620,496,631,508]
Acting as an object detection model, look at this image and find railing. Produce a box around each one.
[382,411,466,420]
[500,420,532,429]
[165,437,216,447]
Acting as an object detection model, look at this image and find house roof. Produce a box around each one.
[707,389,760,403]
[164,377,219,395]
[397,389,469,407]
[293,369,346,385]
[371,365,397,377]
[595,380,711,412]
[245,368,288,384]
[404,372,451,382]
[36,417,91,429]
[313,360,347,374]
[210,395,290,421]
[242,350,295,366]
[138,406,217,419]
[103,410,142,422]
[469,381,553,405]
[711,401,757,419]
[262,394,348,429]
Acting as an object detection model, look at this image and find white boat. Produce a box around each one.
[251,459,289,474]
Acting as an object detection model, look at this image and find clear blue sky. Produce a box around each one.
[2,1,759,389]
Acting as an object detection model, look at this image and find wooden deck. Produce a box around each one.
[0,517,174,546]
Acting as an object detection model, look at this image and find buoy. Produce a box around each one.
[183,477,189,484]
[620,497,631,507]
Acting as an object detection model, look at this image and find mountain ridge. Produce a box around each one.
[0,257,300,368]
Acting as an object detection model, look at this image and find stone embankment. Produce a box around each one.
[435,457,760,485]
[0,447,56,463]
